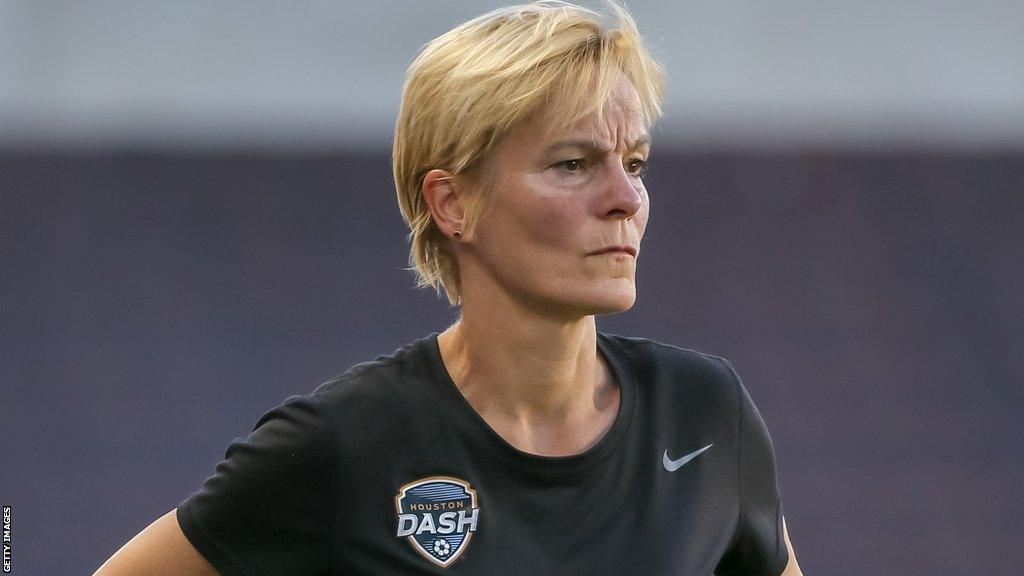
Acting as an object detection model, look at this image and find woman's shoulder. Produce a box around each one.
[598,330,737,375]
[309,334,436,405]
[600,332,742,394]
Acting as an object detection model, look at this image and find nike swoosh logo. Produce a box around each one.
[662,444,713,472]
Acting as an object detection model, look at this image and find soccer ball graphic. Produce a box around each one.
[432,538,451,557]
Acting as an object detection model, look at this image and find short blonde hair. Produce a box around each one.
[393,0,665,306]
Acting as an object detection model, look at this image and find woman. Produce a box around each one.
[95,2,803,574]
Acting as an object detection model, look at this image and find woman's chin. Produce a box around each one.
[576,285,637,315]
[516,280,637,318]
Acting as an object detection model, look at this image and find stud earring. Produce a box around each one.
[453,230,462,239]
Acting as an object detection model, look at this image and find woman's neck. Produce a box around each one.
[436,306,619,456]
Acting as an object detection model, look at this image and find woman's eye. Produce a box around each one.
[627,159,648,177]
[557,159,586,173]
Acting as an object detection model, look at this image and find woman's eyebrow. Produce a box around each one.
[543,134,652,155]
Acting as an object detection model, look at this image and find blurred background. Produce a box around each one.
[1,1,1021,574]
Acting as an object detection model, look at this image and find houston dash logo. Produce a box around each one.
[395,476,480,568]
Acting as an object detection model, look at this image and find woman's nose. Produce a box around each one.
[601,161,643,220]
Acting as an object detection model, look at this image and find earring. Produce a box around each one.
[453,230,462,239]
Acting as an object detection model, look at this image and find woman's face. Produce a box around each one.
[466,74,651,319]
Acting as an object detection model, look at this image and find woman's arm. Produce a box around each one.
[92,509,219,576]
[780,515,804,576]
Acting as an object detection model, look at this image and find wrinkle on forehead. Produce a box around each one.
[560,77,649,154]
[489,75,650,172]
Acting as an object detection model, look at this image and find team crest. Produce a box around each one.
[395,476,480,568]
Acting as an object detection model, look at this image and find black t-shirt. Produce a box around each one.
[177,331,789,575]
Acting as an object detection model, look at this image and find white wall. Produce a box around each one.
[2,0,1022,150]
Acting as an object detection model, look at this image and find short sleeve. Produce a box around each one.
[176,394,336,576]
[715,359,789,576]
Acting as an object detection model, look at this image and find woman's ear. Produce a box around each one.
[421,169,465,240]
